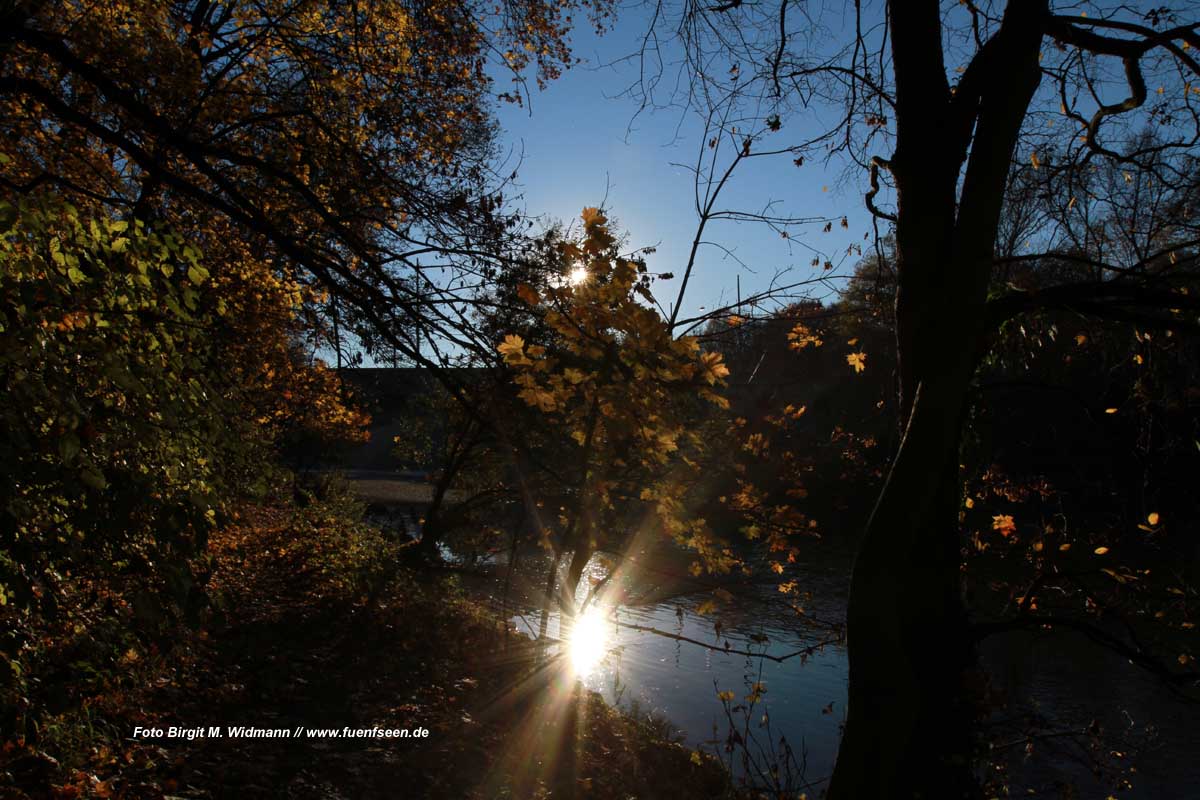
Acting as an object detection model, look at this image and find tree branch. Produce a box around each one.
[972,615,1200,696]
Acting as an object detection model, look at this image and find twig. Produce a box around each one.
[615,620,841,663]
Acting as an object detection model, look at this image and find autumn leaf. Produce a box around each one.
[516,283,541,305]
[497,334,529,364]
[517,386,558,412]
[581,206,606,227]
[992,514,1017,537]
[787,323,823,349]
[846,352,867,373]
[743,433,769,456]
[701,351,730,384]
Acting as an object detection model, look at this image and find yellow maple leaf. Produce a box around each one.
[497,333,527,363]
[701,352,730,384]
[992,514,1017,537]
[581,206,606,227]
[787,323,823,349]
[517,386,557,412]
[846,352,867,373]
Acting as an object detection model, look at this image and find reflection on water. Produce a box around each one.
[567,605,611,676]
[476,546,1199,797]
[980,629,1200,798]
[361,493,1197,796]
[484,548,852,788]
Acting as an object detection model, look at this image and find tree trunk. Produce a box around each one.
[827,347,981,798]
[828,3,1046,795]
[538,548,563,641]
[564,538,594,616]
[416,466,454,557]
[417,423,480,557]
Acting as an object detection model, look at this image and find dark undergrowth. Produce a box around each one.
[0,493,730,799]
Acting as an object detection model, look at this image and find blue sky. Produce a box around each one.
[493,9,874,328]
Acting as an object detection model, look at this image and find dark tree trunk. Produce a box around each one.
[827,2,1046,796]
[564,537,594,615]
[538,549,563,641]
[416,423,480,557]
[416,466,454,556]
[828,357,981,798]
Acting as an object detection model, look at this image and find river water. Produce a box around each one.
[356,484,1197,797]
[461,544,1197,798]
[501,550,852,794]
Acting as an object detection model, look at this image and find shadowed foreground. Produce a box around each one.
[0,499,728,799]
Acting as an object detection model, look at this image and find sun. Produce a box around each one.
[566,265,589,287]
[568,605,609,676]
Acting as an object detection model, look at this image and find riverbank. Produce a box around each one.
[0,494,730,799]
